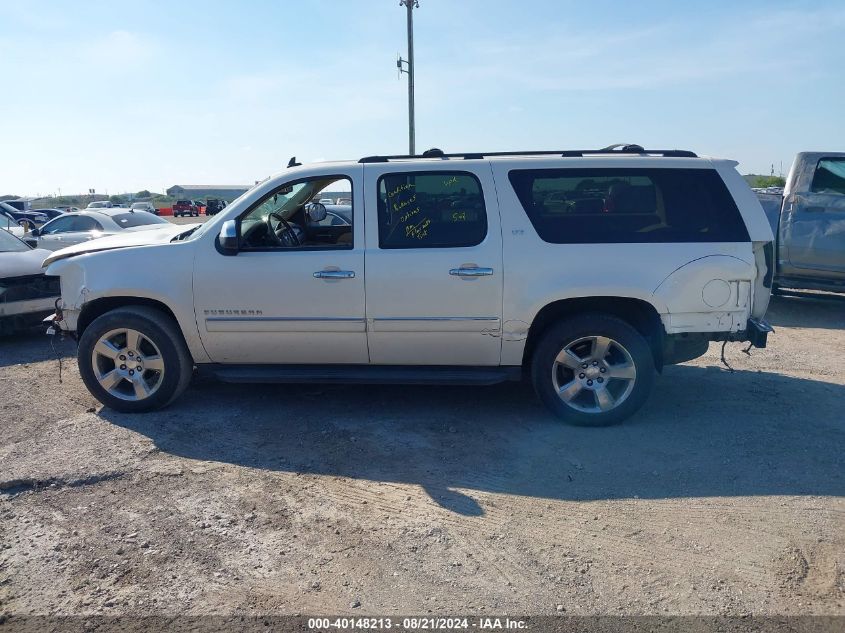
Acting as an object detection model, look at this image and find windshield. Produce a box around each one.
[242,178,338,225]
[178,181,264,242]
[0,228,30,252]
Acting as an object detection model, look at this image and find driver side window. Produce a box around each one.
[239,175,353,250]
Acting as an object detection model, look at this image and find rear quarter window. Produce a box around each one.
[507,168,749,244]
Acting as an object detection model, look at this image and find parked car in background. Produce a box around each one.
[130,202,158,215]
[0,229,60,335]
[25,209,170,251]
[317,197,335,205]
[335,197,352,205]
[173,200,199,217]
[55,205,80,213]
[45,145,774,425]
[1,207,27,237]
[36,208,67,220]
[86,201,113,209]
[754,152,845,294]
[205,199,224,216]
[0,201,48,231]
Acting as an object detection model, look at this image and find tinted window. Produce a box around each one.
[41,216,77,234]
[377,171,487,249]
[811,158,845,195]
[42,215,103,234]
[112,212,167,228]
[508,168,749,244]
[72,216,103,231]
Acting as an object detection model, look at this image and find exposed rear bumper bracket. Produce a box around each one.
[745,317,774,348]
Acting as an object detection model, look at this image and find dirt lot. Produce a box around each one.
[0,294,843,619]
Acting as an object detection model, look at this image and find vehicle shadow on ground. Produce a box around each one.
[767,293,845,330]
[0,330,76,368]
[102,363,845,515]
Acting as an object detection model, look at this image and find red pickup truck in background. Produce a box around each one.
[172,200,200,217]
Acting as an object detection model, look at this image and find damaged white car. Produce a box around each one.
[0,230,60,335]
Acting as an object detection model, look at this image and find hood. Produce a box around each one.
[0,248,53,278]
[42,223,199,266]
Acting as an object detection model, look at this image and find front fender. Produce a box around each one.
[46,243,209,362]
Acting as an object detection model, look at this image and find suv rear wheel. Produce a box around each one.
[78,306,194,413]
[531,313,655,426]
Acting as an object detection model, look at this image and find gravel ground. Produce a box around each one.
[0,294,843,619]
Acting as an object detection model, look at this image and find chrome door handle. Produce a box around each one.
[449,267,494,277]
[313,270,355,279]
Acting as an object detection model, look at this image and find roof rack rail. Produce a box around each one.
[359,145,697,163]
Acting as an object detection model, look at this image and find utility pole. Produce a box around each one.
[397,0,419,155]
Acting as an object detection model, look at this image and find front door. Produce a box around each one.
[193,169,368,364]
[363,163,504,365]
[36,215,104,251]
[782,157,845,280]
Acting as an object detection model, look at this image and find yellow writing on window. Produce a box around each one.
[405,217,431,240]
[443,176,459,188]
[392,194,417,213]
[401,207,421,223]
[451,211,467,222]
[387,182,415,199]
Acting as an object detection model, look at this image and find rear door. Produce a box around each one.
[782,157,845,279]
[363,162,503,365]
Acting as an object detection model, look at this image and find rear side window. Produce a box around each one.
[72,216,103,231]
[377,171,487,248]
[810,158,845,195]
[113,212,167,227]
[508,168,749,244]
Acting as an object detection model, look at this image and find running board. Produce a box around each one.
[202,364,523,386]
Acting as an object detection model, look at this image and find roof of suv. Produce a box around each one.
[357,144,698,163]
[278,145,726,175]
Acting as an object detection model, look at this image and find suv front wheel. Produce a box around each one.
[531,313,655,426]
[78,306,194,413]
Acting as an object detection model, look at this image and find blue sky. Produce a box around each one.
[1,0,843,196]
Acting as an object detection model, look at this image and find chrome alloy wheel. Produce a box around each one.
[551,335,637,413]
[91,328,165,401]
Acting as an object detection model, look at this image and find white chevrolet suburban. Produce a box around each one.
[45,145,775,426]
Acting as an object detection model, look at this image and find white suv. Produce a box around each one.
[44,145,774,426]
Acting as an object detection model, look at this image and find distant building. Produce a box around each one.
[166,185,250,200]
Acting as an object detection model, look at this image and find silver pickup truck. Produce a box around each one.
[756,152,845,294]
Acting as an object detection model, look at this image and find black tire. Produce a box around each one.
[530,313,655,426]
[78,306,194,413]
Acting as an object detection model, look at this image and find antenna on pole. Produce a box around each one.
[397,0,419,155]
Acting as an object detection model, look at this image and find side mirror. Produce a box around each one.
[306,202,327,224]
[217,220,239,255]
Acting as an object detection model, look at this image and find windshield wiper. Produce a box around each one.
[171,226,200,242]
